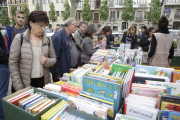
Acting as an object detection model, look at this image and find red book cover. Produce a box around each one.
[9,93,30,106]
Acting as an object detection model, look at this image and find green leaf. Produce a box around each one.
[62,0,70,21]
[81,0,93,22]
[49,2,57,22]
[0,7,10,26]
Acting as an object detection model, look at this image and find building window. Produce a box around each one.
[61,11,64,17]
[133,0,138,5]
[20,6,22,10]
[175,11,180,18]
[113,23,118,31]
[110,11,115,21]
[117,11,120,19]
[56,11,59,16]
[24,0,27,3]
[33,0,35,4]
[48,0,51,3]
[19,0,22,3]
[136,11,143,18]
[44,0,47,4]
[94,13,99,22]
[116,0,123,6]
[57,24,60,26]
[61,0,64,3]
[56,0,60,2]
[95,0,101,8]
[14,0,17,4]
[140,0,146,6]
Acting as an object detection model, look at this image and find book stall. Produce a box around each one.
[2,46,180,120]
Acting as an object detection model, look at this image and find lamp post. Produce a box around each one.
[161,0,165,17]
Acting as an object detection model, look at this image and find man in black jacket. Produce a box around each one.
[0,31,10,120]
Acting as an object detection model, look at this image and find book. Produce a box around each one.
[135,65,174,80]
[145,80,180,96]
[83,75,121,114]
[133,76,165,84]
[68,97,108,120]
[168,111,180,120]
[172,71,180,83]
[161,101,180,112]
[115,113,145,120]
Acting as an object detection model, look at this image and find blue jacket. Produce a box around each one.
[50,28,72,77]
[5,24,28,51]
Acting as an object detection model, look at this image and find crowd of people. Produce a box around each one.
[0,10,174,120]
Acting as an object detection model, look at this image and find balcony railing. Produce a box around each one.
[174,16,180,20]
[8,0,27,4]
[139,0,147,6]
[166,0,180,4]
[135,17,143,22]
[77,0,101,9]
[109,18,117,22]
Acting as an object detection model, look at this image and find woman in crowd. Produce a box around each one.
[9,10,56,92]
[98,26,112,49]
[121,25,137,49]
[140,27,155,52]
[81,24,98,65]
[140,25,148,36]
[147,15,174,67]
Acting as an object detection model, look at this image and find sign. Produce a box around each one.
[164,8,171,13]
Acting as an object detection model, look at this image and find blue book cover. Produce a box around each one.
[135,65,174,79]
[168,111,180,120]
[83,76,121,114]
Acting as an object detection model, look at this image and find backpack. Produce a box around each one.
[20,33,50,47]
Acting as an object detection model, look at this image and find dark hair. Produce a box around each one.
[84,24,97,38]
[27,10,49,29]
[148,27,155,33]
[79,21,87,26]
[141,25,147,29]
[158,15,169,28]
[98,35,106,42]
[99,26,112,36]
[141,25,148,35]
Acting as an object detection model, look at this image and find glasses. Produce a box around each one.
[71,24,78,28]
[37,23,47,29]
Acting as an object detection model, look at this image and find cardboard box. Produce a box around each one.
[2,87,61,120]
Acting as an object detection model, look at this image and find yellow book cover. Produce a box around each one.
[161,101,180,111]
[31,99,49,114]
[41,100,66,120]
[32,99,51,114]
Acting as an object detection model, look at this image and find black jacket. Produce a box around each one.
[0,31,9,64]
[140,34,150,52]
[121,32,137,49]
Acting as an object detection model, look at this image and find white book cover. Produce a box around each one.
[145,80,180,96]
[115,113,145,120]
[126,103,159,120]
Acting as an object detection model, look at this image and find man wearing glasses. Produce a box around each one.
[50,18,78,82]
[5,10,28,51]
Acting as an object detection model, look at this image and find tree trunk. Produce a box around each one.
[70,0,79,18]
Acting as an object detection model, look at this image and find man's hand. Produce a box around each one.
[40,54,47,65]
[148,38,152,41]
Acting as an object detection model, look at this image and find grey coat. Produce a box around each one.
[9,29,56,91]
[74,29,83,58]
[81,37,96,63]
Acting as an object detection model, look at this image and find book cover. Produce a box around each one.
[168,111,180,120]
[83,76,121,114]
[126,103,159,120]
[161,101,180,112]
[133,76,165,84]
[135,65,174,79]
[172,72,180,83]
[111,63,132,76]
[145,80,180,96]
[115,113,145,120]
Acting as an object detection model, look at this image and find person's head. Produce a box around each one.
[55,26,61,32]
[64,18,78,34]
[127,25,136,38]
[84,24,98,38]
[114,37,119,43]
[158,15,169,28]
[28,10,49,36]
[98,35,107,44]
[100,26,112,36]
[141,25,147,35]
[14,10,26,27]
[148,27,155,37]
[79,21,87,33]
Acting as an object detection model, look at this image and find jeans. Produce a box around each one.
[77,58,81,67]
[0,64,10,120]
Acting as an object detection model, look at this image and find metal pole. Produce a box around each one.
[40,0,43,11]
[161,0,165,17]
